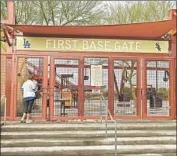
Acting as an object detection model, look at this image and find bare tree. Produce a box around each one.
[1,1,7,20]
[103,1,176,24]
[1,1,175,25]
[14,1,103,25]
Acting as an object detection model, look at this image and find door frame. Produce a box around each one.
[49,56,83,121]
[13,54,48,120]
[82,56,109,120]
[142,58,175,119]
[112,57,142,119]
[1,53,13,120]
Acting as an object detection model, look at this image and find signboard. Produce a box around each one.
[91,65,102,87]
[61,92,72,107]
[16,36,169,53]
[91,86,101,94]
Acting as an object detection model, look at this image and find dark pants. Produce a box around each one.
[23,99,34,114]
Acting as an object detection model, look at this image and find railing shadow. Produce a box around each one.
[1,95,7,126]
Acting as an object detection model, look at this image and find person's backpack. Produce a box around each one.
[35,90,41,99]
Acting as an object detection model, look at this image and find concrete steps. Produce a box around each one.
[1,120,176,156]
[2,123,176,131]
[1,137,176,147]
[1,145,176,156]
[1,130,176,139]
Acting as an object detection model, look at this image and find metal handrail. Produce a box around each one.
[100,96,118,156]
[1,95,7,126]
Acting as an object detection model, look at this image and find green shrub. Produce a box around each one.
[157,88,169,100]
[123,87,133,99]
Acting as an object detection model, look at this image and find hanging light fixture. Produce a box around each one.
[163,70,169,82]
[84,65,89,80]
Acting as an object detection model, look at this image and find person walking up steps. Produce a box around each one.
[20,73,38,123]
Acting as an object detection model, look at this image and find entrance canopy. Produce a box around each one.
[3,18,177,40]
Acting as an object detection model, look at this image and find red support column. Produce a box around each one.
[171,36,176,58]
[141,58,147,119]
[170,59,176,119]
[169,6,176,119]
[136,58,143,119]
[11,55,17,120]
[7,1,15,120]
[49,56,55,120]
[108,58,114,117]
[42,56,49,120]
[9,57,14,120]
[78,58,84,119]
[5,58,12,117]
[7,1,15,24]
[170,35,176,119]
[168,9,176,119]
[7,1,15,53]
[173,58,176,119]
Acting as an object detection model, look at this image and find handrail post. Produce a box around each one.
[115,120,117,156]
[105,97,108,138]
[1,95,7,125]
[100,97,103,123]
[4,96,7,125]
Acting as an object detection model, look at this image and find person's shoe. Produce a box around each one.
[20,119,26,123]
[26,119,33,124]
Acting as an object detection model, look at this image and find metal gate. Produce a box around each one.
[142,59,175,119]
[49,57,80,120]
[48,57,174,120]
[83,57,108,118]
[14,55,48,120]
[10,55,175,120]
[113,59,140,117]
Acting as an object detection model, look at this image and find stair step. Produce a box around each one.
[120,154,177,156]
[1,137,176,147]
[4,120,176,124]
[2,123,175,131]
[2,153,177,156]
[1,145,176,156]
[1,130,175,139]
[1,121,176,156]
